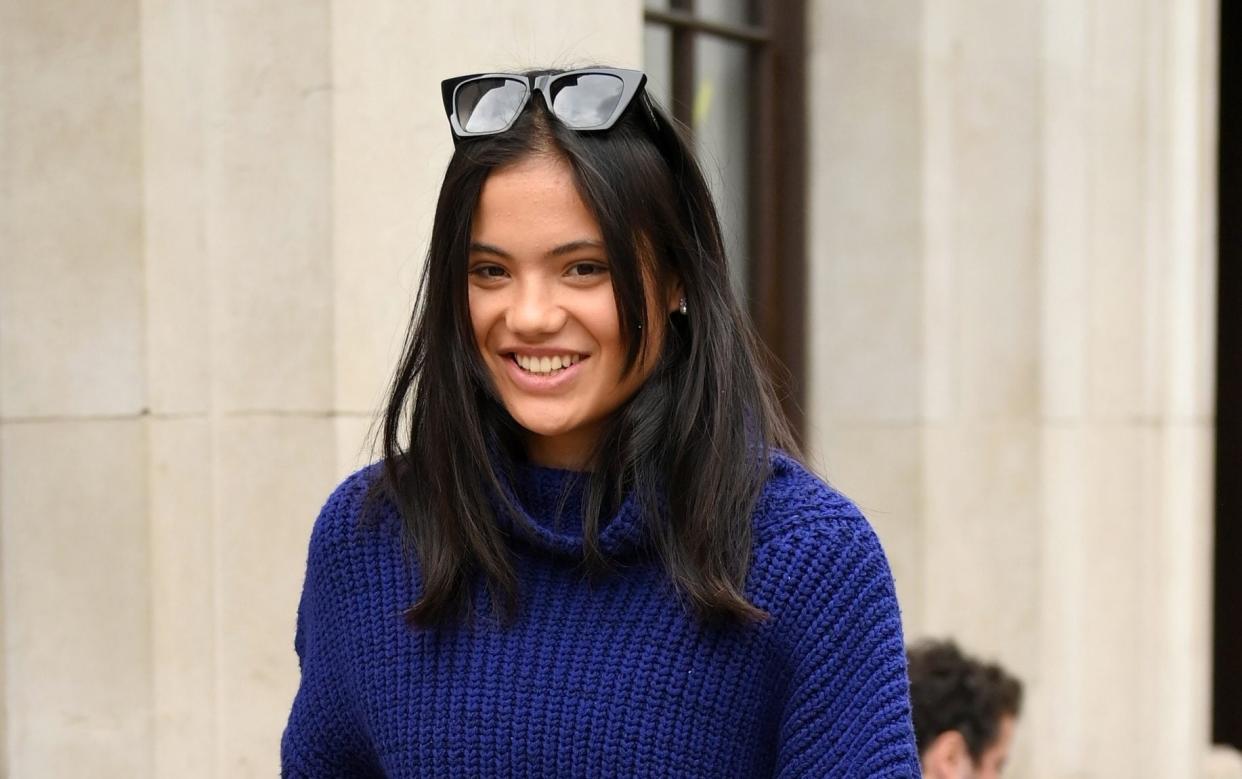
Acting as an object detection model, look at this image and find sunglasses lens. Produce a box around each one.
[456,77,527,133]
[550,73,626,128]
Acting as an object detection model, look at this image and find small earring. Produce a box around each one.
[678,296,688,316]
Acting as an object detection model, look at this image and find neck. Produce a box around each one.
[525,425,601,470]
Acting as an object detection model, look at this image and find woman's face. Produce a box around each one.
[467,153,677,469]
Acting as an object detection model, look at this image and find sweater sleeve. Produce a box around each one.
[280,471,378,778]
[769,519,922,778]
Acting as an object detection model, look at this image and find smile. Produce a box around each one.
[510,353,585,376]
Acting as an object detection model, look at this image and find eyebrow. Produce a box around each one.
[468,239,605,259]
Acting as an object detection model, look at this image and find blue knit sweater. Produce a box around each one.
[281,452,920,777]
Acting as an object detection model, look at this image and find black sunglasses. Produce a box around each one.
[441,68,647,141]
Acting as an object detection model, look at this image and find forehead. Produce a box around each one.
[472,155,602,250]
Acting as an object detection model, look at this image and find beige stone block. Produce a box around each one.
[1034,424,1089,779]
[920,0,959,425]
[1035,421,1207,778]
[942,14,1041,422]
[205,2,334,414]
[1,419,150,776]
[1160,0,1218,426]
[0,2,144,419]
[213,414,335,776]
[919,1,1042,423]
[335,412,379,477]
[143,0,209,415]
[1150,422,1213,779]
[413,2,643,77]
[1097,424,1171,775]
[807,423,924,633]
[921,423,1038,779]
[331,1,441,415]
[1033,427,1083,779]
[334,261,415,418]
[1085,0,1155,423]
[150,416,214,778]
[1167,220,1218,425]
[1039,0,1090,423]
[1205,746,1242,779]
[809,255,923,425]
[1038,424,1166,777]
[807,1,923,426]
[944,228,1041,425]
[921,424,1039,671]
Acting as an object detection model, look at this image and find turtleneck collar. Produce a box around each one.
[494,461,651,559]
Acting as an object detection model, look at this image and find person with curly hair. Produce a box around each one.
[907,639,1023,778]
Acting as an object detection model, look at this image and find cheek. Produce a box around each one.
[468,291,496,348]
[574,291,626,354]
[600,324,665,404]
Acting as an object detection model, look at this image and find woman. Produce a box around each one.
[282,67,920,778]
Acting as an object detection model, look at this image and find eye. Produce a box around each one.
[567,261,608,278]
[469,264,508,280]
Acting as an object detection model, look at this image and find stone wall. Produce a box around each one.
[806,1,1220,777]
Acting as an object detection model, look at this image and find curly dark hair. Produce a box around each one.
[906,639,1023,762]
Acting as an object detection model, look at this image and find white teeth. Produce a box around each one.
[513,354,581,375]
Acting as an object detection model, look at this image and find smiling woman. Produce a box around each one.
[281,66,921,778]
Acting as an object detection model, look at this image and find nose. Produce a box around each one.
[505,277,567,337]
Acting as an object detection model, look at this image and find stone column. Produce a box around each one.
[1035,0,1217,775]
[807,0,1218,776]
[143,1,338,774]
[0,2,150,776]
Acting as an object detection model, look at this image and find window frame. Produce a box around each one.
[644,0,809,440]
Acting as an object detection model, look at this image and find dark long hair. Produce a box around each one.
[367,67,799,629]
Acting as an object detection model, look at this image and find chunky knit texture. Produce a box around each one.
[281,452,920,777]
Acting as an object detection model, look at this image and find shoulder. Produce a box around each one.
[305,461,391,570]
[748,451,896,616]
[751,450,870,548]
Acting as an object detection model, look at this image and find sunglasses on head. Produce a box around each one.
[441,68,648,141]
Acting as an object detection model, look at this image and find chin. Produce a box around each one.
[507,407,580,438]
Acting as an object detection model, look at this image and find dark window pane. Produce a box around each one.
[642,23,673,110]
[693,36,751,298]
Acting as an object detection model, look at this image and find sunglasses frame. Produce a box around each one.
[441,68,648,141]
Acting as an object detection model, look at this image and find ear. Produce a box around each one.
[666,276,685,315]
[921,730,970,779]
